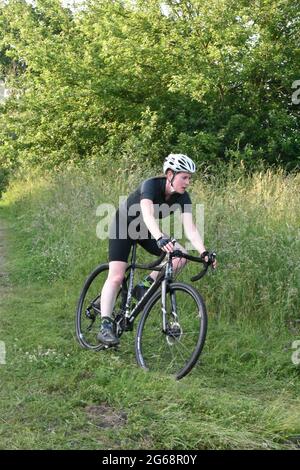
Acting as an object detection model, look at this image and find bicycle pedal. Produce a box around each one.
[103,343,120,350]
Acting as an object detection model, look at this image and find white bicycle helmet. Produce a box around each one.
[163,153,196,174]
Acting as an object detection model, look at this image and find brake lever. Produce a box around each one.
[191,252,217,282]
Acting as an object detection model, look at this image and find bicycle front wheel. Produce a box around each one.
[135,282,207,380]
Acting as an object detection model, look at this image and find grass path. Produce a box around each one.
[0,213,299,450]
[0,218,11,326]
[1,166,300,450]
[0,219,9,374]
[0,220,8,282]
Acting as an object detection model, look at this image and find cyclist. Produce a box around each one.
[98,153,216,346]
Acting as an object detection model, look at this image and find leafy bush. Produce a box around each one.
[0,0,300,178]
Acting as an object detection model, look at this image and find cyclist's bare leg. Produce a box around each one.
[149,241,187,281]
[100,261,127,319]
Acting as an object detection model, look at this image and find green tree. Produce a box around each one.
[0,0,299,178]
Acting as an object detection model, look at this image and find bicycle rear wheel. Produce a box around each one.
[75,263,126,351]
[135,282,207,380]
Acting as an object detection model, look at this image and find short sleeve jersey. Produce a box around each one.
[122,176,192,221]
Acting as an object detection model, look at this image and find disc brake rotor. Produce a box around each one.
[166,322,182,345]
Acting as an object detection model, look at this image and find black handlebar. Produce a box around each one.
[171,250,217,281]
[133,251,166,270]
[126,238,217,282]
[128,241,216,281]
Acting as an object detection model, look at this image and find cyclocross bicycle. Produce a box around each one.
[75,242,216,380]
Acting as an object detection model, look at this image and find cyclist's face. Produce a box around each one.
[172,172,192,193]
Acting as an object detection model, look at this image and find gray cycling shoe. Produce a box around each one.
[97,317,119,346]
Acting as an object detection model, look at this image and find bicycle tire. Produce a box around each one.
[135,282,207,380]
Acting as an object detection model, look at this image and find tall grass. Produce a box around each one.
[3,164,299,324]
[193,169,300,324]
[1,163,300,449]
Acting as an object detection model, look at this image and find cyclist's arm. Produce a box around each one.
[181,212,206,255]
[140,198,163,240]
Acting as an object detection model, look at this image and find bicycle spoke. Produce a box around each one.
[136,283,207,379]
[76,264,125,351]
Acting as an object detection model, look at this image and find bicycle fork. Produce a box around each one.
[161,279,179,333]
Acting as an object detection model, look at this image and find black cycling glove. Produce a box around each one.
[200,251,209,260]
[156,236,172,250]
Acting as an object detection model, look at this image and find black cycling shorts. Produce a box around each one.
[108,210,162,263]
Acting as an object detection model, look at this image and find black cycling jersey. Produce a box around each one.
[124,176,192,220]
[109,177,192,262]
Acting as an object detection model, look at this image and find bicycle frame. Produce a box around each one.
[120,243,169,330]
[76,237,216,375]
[117,242,215,334]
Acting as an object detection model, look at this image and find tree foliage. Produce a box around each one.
[0,0,299,179]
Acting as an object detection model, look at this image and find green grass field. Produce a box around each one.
[0,165,299,449]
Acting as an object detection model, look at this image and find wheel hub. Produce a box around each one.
[166,322,182,345]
